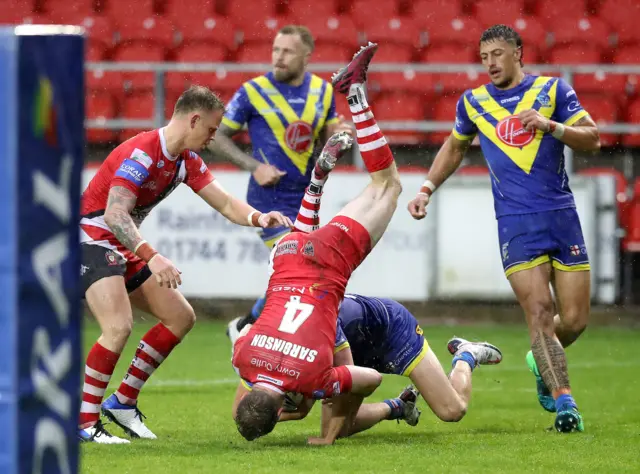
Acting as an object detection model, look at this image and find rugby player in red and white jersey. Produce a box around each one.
[78,85,292,444]
[232,43,405,445]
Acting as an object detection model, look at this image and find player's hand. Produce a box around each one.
[333,115,354,136]
[307,437,334,446]
[253,163,286,186]
[148,254,182,289]
[407,193,430,220]
[518,109,550,132]
[258,211,294,229]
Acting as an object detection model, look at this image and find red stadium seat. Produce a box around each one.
[598,0,640,46]
[348,0,400,28]
[101,0,156,24]
[509,17,547,62]
[613,45,640,64]
[301,15,360,49]
[116,16,176,50]
[374,92,428,144]
[77,16,116,52]
[187,70,253,103]
[119,91,156,141]
[474,0,526,28]
[312,44,354,63]
[573,72,629,101]
[287,0,339,21]
[425,17,483,49]
[86,42,107,61]
[622,98,640,147]
[412,0,463,26]
[164,0,216,19]
[550,17,611,49]
[368,71,437,97]
[86,90,118,143]
[236,15,292,46]
[548,44,603,64]
[174,42,228,62]
[165,72,191,93]
[533,0,588,21]
[41,0,95,23]
[112,43,167,92]
[226,0,278,33]
[172,16,236,51]
[577,95,619,146]
[420,44,475,63]
[235,41,273,63]
[360,18,421,62]
[436,72,486,95]
[0,0,36,23]
[86,69,126,100]
[430,95,459,144]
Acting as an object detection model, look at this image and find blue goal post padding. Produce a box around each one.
[0,25,84,474]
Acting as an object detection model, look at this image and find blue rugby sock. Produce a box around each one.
[452,351,477,372]
[555,393,577,412]
[383,398,404,420]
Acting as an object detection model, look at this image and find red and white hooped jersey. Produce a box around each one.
[80,128,214,249]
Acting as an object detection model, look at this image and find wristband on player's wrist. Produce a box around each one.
[417,179,436,197]
[547,120,565,139]
[247,210,263,227]
[134,240,158,262]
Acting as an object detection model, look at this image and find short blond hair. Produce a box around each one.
[277,25,315,52]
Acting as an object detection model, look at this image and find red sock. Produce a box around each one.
[348,85,394,173]
[115,323,180,405]
[79,342,120,429]
[293,185,322,234]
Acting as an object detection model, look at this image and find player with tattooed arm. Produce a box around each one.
[78,86,291,443]
[407,25,601,433]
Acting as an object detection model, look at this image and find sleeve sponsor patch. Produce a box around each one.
[115,159,149,186]
[130,148,153,169]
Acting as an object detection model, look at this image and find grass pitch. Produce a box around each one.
[81,320,640,474]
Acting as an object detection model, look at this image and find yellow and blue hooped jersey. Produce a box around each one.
[453,75,590,218]
[222,71,338,215]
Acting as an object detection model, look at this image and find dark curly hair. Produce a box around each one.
[480,24,524,66]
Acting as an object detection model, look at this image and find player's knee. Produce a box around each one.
[179,303,197,332]
[527,299,556,331]
[556,310,588,340]
[102,316,133,346]
[435,400,467,422]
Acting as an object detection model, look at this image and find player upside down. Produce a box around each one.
[273,294,503,439]
[232,42,403,445]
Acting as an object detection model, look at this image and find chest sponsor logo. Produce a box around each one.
[500,95,521,104]
[496,115,535,148]
[537,93,551,107]
[285,121,313,153]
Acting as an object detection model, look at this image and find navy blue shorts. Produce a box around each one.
[336,299,428,376]
[497,208,590,277]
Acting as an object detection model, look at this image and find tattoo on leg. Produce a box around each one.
[531,331,570,392]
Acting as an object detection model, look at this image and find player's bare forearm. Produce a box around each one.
[427,135,470,187]
[558,116,601,152]
[104,186,143,252]
[208,124,261,172]
[197,181,258,226]
[278,399,315,422]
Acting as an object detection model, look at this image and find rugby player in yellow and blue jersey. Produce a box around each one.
[208,25,351,338]
[408,25,601,433]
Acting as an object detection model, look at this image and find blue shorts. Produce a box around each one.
[253,206,297,249]
[498,208,590,277]
[336,299,428,376]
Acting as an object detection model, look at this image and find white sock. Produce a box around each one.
[347,83,369,114]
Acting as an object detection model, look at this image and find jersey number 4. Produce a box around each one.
[278,296,314,334]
